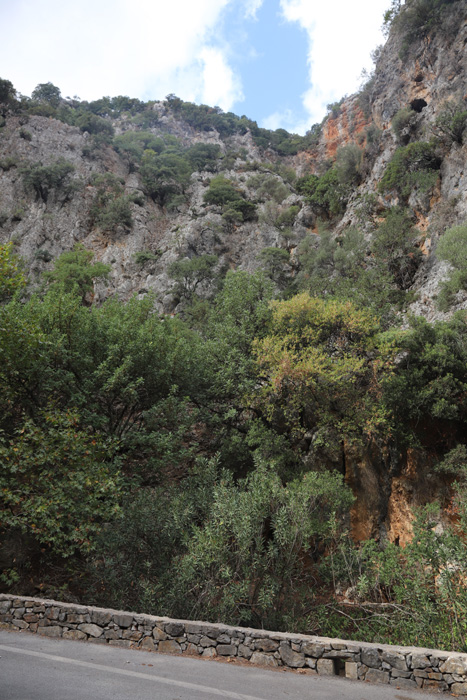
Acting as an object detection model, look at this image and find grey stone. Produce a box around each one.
[91,610,113,626]
[113,614,133,628]
[199,635,215,647]
[250,652,278,667]
[104,630,122,640]
[302,642,325,658]
[317,659,336,676]
[63,630,87,641]
[238,644,253,659]
[254,639,278,652]
[217,644,237,656]
[185,643,199,654]
[424,679,448,692]
[217,633,231,644]
[306,658,317,670]
[158,640,182,654]
[66,614,87,624]
[38,626,62,638]
[390,677,418,689]
[202,647,217,658]
[108,640,132,648]
[122,629,142,641]
[152,627,167,641]
[0,601,12,613]
[362,648,381,669]
[279,643,305,668]
[382,650,408,670]
[450,683,467,695]
[440,657,467,674]
[345,662,359,680]
[78,623,103,638]
[140,637,156,651]
[413,669,428,678]
[391,669,412,678]
[165,622,184,637]
[411,653,431,669]
[365,669,389,684]
[13,607,26,618]
[11,619,29,629]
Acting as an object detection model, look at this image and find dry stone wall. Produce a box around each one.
[1,594,467,694]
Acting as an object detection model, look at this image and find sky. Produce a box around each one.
[1,0,390,134]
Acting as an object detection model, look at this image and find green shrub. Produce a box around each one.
[34,249,53,262]
[21,158,76,203]
[436,224,467,309]
[335,143,363,185]
[371,207,422,289]
[391,106,417,143]
[31,82,61,107]
[133,250,161,266]
[204,176,256,222]
[296,167,350,218]
[379,141,442,200]
[433,100,467,145]
[19,127,32,141]
[247,173,289,203]
[113,131,165,163]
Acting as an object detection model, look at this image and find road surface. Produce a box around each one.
[0,629,436,700]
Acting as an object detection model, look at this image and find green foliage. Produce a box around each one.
[168,254,218,300]
[21,158,76,203]
[0,242,26,301]
[162,462,353,628]
[385,0,460,56]
[379,141,442,200]
[0,407,121,558]
[204,176,256,222]
[113,131,165,163]
[252,293,391,453]
[296,227,403,323]
[324,506,467,649]
[433,100,467,145]
[43,244,110,300]
[436,224,467,309]
[391,106,417,143]
[19,127,32,141]
[335,143,363,185]
[247,173,289,203]
[371,207,422,289]
[31,82,61,107]
[382,312,467,445]
[0,77,17,106]
[185,143,221,172]
[257,247,291,288]
[75,112,114,139]
[296,167,350,219]
[140,149,191,206]
[132,250,161,266]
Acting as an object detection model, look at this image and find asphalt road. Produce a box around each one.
[0,629,436,700]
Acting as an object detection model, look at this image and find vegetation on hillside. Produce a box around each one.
[1,0,467,650]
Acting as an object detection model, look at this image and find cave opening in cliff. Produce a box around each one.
[410,98,427,112]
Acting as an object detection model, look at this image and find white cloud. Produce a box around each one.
[199,47,244,110]
[1,0,241,109]
[277,0,389,131]
[243,0,264,19]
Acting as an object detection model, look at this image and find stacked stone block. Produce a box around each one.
[1,594,467,694]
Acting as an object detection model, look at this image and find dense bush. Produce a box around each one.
[433,100,467,145]
[379,141,442,200]
[436,224,467,309]
[21,158,76,203]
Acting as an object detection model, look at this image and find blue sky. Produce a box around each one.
[1,0,390,134]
